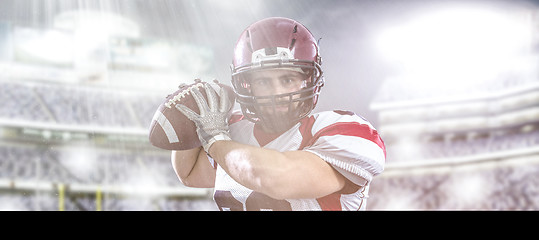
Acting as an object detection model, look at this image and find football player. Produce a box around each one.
[171,17,386,211]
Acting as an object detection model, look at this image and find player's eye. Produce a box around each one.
[251,79,269,87]
[282,78,293,84]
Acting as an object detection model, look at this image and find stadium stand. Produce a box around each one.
[368,52,539,210]
[0,79,217,211]
[368,157,539,210]
[2,71,538,210]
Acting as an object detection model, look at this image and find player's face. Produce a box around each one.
[247,68,307,113]
[248,69,306,95]
[244,68,309,132]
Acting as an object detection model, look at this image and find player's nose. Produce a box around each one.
[269,81,289,96]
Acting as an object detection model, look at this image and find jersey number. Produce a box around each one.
[214,190,292,211]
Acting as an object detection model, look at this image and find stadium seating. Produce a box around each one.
[1,76,538,210]
[367,160,539,210]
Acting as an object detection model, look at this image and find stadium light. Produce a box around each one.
[445,173,489,208]
[59,145,97,178]
[15,29,74,64]
[375,5,531,87]
[53,10,140,66]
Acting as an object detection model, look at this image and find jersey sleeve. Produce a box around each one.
[301,111,386,187]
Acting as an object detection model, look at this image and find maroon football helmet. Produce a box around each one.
[230,17,324,132]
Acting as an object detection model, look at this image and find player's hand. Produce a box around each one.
[175,81,233,153]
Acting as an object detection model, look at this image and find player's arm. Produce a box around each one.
[175,83,346,198]
[208,140,346,200]
[170,147,215,188]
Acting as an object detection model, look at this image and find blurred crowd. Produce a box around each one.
[1,80,538,210]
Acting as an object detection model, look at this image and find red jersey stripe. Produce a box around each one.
[300,121,386,156]
[228,113,244,125]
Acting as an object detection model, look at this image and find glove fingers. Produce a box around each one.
[204,83,219,112]
[219,85,232,113]
[175,103,199,121]
[190,87,209,115]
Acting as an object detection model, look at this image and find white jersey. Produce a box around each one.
[210,110,386,211]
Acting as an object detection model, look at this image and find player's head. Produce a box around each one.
[231,17,324,133]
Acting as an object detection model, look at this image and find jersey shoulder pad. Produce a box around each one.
[310,110,375,133]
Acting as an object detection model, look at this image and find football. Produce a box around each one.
[148,79,236,150]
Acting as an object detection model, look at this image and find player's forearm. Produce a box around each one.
[209,140,348,199]
[171,147,215,187]
[171,148,200,179]
[208,140,291,198]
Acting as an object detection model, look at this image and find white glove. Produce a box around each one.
[175,81,233,153]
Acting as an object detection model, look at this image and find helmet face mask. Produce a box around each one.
[235,72,322,132]
[231,17,324,133]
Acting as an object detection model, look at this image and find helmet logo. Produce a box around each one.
[252,47,294,66]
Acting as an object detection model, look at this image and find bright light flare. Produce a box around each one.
[443,173,490,209]
[375,6,532,85]
[16,29,74,64]
[393,139,423,162]
[59,145,97,180]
